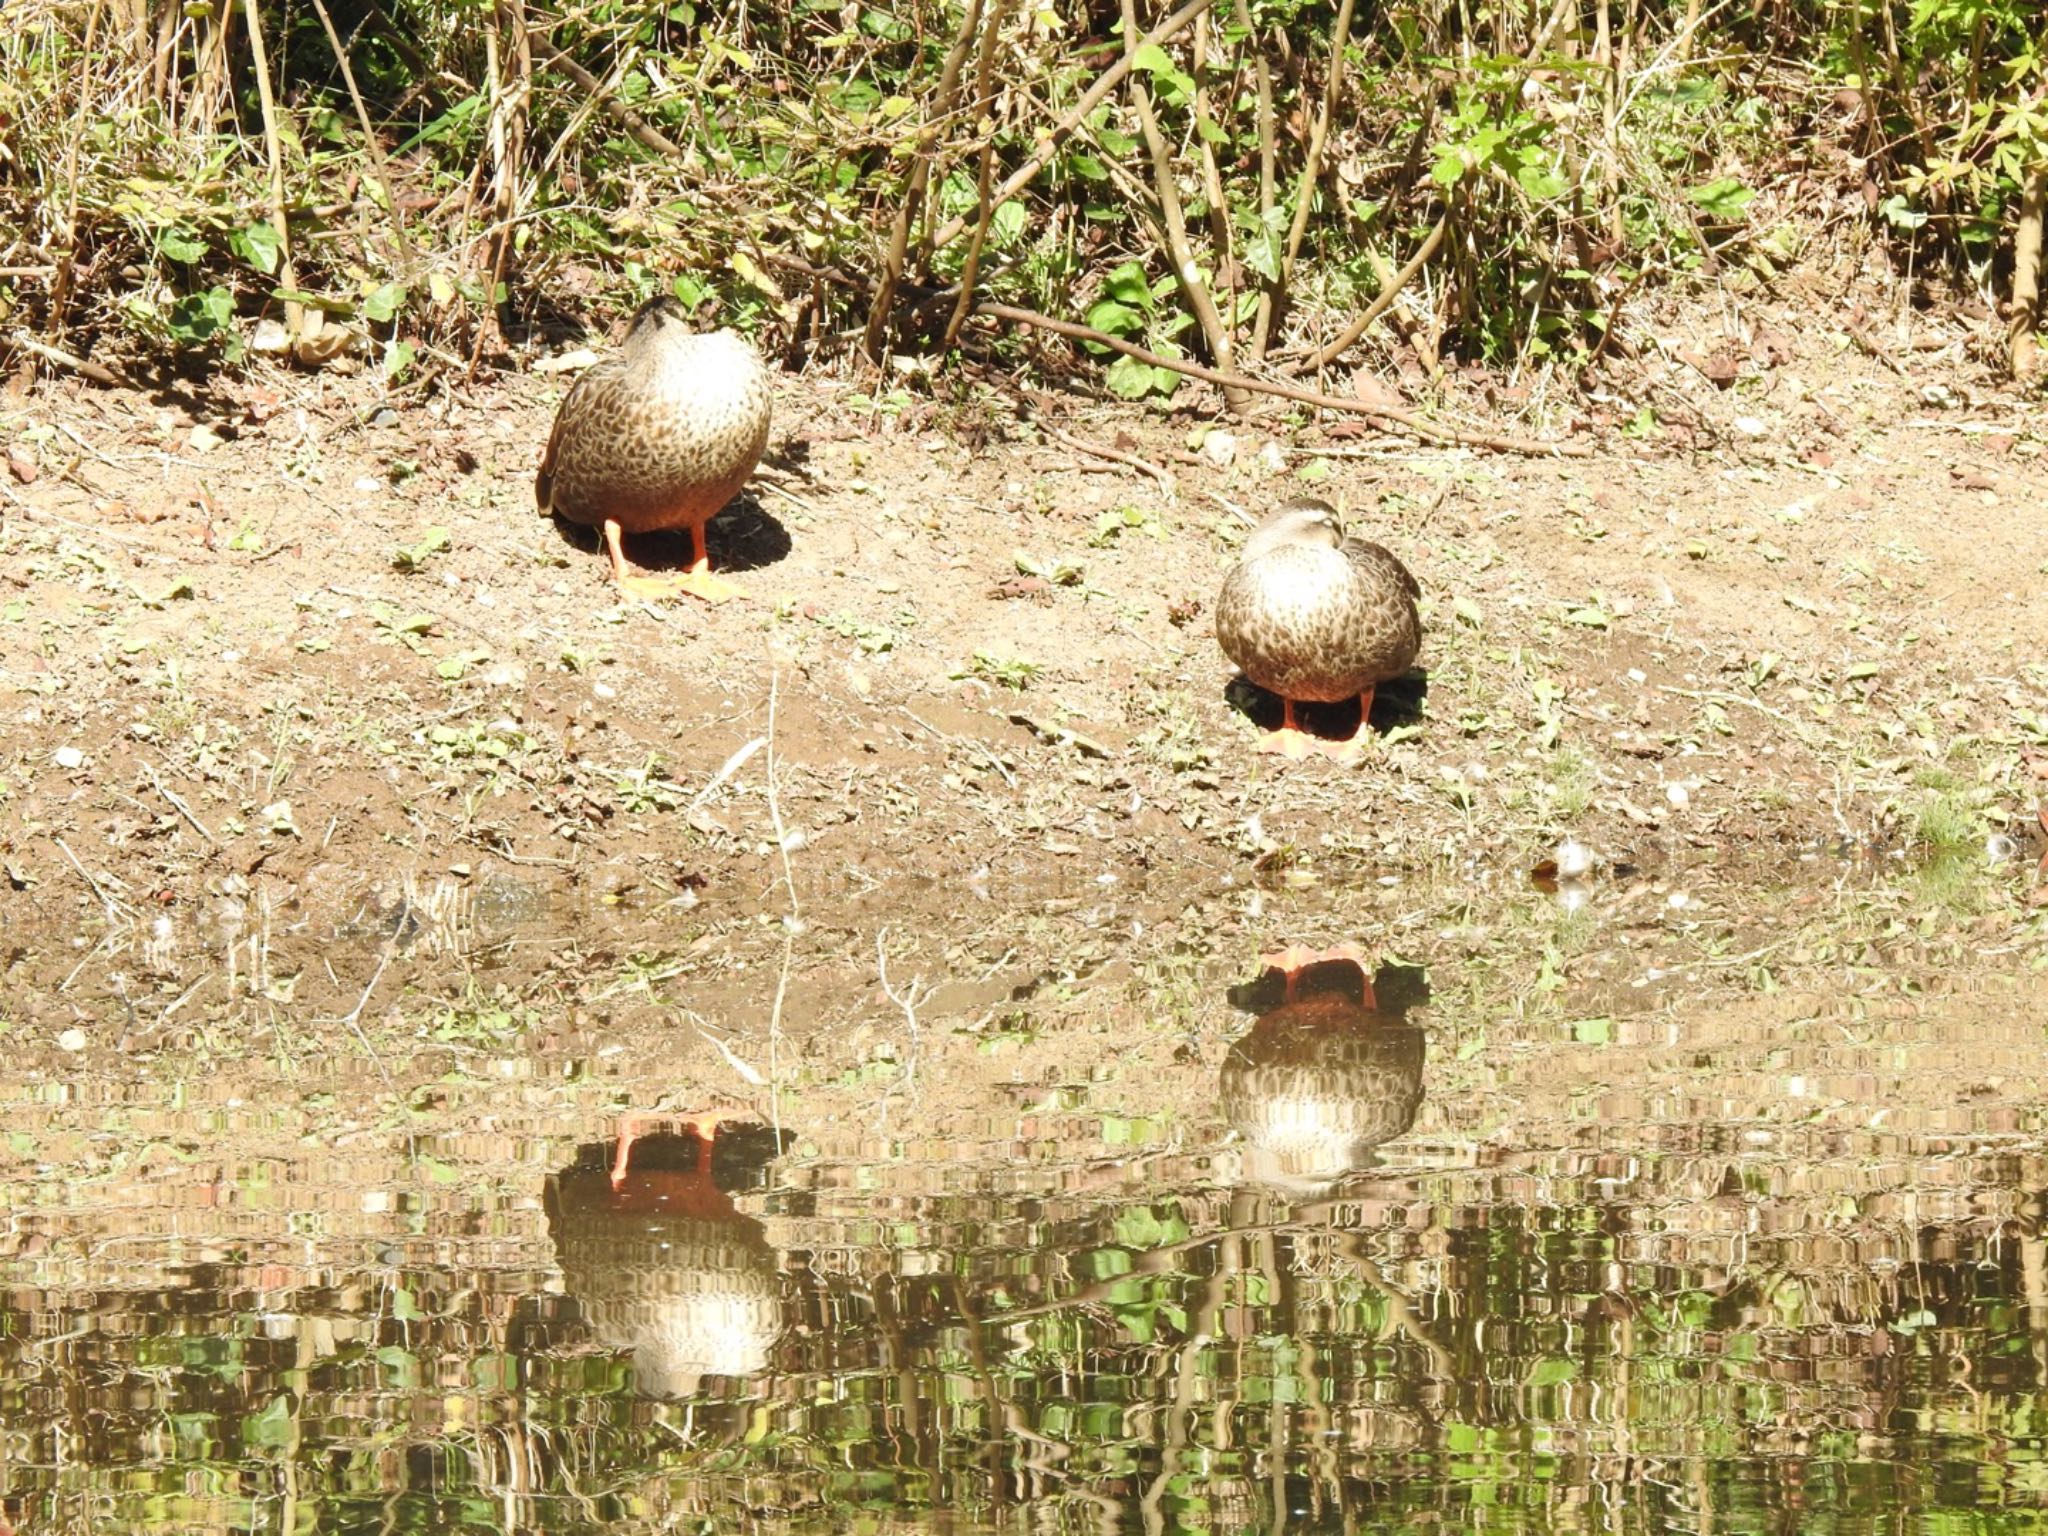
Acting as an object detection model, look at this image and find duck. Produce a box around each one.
[547,1126,785,1398]
[536,294,772,604]
[1219,953,1428,1196]
[1214,497,1422,761]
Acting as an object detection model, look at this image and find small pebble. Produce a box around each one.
[57,1028,87,1052]
[53,745,84,770]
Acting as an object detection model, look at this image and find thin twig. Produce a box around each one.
[874,926,929,1128]
[928,0,1222,251]
[141,761,218,846]
[762,673,797,1132]
[239,0,301,336]
[976,300,1586,455]
[863,0,984,359]
[303,0,417,272]
[1118,0,1247,411]
[1273,0,1358,317]
[8,330,122,387]
[942,0,1018,350]
[334,938,395,1077]
[1242,0,1280,361]
[56,837,126,922]
[1042,422,1175,497]
[532,42,684,157]
[1283,215,1448,375]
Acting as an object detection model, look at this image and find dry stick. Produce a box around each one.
[472,0,532,376]
[1191,11,1237,326]
[975,300,1583,454]
[8,330,123,387]
[142,761,218,846]
[1596,0,1621,249]
[863,0,985,360]
[941,0,1018,350]
[239,0,301,338]
[1241,0,1280,361]
[1269,0,1357,320]
[2008,162,2045,381]
[303,0,417,273]
[927,0,1221,251]
[533,42,685,157]
[1283,215,1447,376]
[762,671,796,1134]
[1119,0,1248,412]
[1042,422,1175,496]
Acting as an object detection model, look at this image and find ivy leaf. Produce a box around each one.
[363,282,408,324]
[158,226,206,264]
[230,221,281,275]
[1104,354,1167,400]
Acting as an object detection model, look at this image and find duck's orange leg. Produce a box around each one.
[604,519,745,605]
[1254,697,1317,760]
[610,1109,739,1189]
[1321,684,1378,764]
[1258,943,1372,1003]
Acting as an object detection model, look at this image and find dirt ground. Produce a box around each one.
[1,282,2045,1073]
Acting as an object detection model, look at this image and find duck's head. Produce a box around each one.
[622,292,696,345]
[1242,497,1344,561]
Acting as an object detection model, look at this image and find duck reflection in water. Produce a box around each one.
[546,1123,787,1399]
[1221,949,1429,1196]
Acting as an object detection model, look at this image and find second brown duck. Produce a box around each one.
[1214,497,1422,761]
[537,294,772,604]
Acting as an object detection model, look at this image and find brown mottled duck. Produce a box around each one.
[548,1128,784,1398]
[536,294,772,604]
[1220,955,1427,1195]
[1214,497,1422,761]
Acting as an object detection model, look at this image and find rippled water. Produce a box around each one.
[4,860,2048,1533]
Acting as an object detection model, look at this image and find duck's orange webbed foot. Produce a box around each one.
[605,521,746,605]
[1259,942,1369,975]
[1258,943,1372,1003]
[610,1108,742,1189]
[1255,697,1318,760]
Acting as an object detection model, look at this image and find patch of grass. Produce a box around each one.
[1912,790,1981,853]
[1544,746,1595,820]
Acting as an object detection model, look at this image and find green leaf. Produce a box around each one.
[1131,43,1175,75]
[1686,177,1755,219]
[363,282,409,324]
[166,287,236,350]
[1084,299,1145,340]
[1103,262,1154,307]
[1452,596,1484,628]
[229,220,282,275]
[245,1396,295,1449]
[158,226,206,264]
[1103,354,1161,399]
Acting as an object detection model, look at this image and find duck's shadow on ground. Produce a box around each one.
[545,492,793,578]
[1222,670,1430,745]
